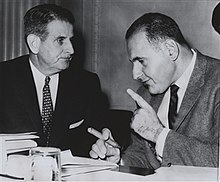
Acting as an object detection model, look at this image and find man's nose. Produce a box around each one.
[66,40,74,54]
[132,62,142,80]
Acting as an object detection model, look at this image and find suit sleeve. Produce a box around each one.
[121,131,161,169]
[121,86,161,169]
[162,127,219,167]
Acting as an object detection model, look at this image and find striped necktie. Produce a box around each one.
[41,76,53,146]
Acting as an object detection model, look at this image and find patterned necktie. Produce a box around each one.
[168,84,179,129]
[42,76,53,146]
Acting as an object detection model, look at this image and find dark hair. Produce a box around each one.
[24,4,75,42]
[125,13,189,48]
[212,2,220,34]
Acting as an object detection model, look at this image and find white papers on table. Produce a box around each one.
[5,154,31,179]
[0,132,39,154]
[0,132,38,173]
[61,150,118,180]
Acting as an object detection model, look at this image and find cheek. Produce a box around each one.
[147,61,164,81]
[46,48,62,62]
[40,51,57,67]
[155,57,173,79]
[43,42,62,57]
[150,63,174,93]
[157,65,175,90]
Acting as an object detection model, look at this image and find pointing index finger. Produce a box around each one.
[126,88,150,110]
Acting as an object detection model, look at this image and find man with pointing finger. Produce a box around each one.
[89,13,219,169]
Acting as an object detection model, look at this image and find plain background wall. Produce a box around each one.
[0,0,219,111]
[81,0,220,111]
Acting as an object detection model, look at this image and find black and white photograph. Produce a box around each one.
[0,0,219,181]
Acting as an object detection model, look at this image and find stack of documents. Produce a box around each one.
[0,132,39,173]
[0,132,39,154]
[61,150,118,180]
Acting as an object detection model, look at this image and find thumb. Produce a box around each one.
[102,128,113,141]
[102,128,120,149]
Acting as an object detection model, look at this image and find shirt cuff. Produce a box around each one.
[155,128,170,158]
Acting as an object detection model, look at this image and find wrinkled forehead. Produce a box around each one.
[46,20,74,37]
[126,31,148,48]
[127,30,164,53]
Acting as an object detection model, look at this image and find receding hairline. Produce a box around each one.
[126,27,170,50]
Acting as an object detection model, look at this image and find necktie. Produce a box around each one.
[41,76,53,146]
[168,84,179,129]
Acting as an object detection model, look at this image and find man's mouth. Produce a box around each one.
[59,56,72,62]
[66,55,72,61]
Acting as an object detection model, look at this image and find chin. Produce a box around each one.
[61,61,70,70]
[149,90,158,95]
[148,86,161,95]
[143,82,163,95]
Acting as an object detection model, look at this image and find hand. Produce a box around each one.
[127,89,164,143]
[88,128,121,164]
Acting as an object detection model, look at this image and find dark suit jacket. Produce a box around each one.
[122,51,219,169]
[0,55,107,157]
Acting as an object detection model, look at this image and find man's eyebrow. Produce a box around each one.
[54,35,74,40]
[55,35,66,39]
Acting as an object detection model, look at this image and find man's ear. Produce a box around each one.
[27,34,41,54]
[164,39,179,61]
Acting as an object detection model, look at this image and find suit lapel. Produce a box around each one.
[49,68,84,146]
[14,57,42,131]
[174,51,206,130]
[52,68,78,122]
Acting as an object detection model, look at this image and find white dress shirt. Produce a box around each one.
[29,60,59,113]
[155,49,197,159]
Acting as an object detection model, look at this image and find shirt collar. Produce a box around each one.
[29,59,59,112]
[29,59,58,81]
[29,59,45,84]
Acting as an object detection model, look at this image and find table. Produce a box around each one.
[62,165,218,181]
[0,156,218,181]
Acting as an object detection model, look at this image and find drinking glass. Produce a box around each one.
[30,147,61,181]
